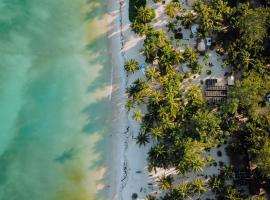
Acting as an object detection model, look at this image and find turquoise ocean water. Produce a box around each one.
[0,0,111,199]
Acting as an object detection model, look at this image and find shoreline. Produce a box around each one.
[106,0,154,199]
[106,0,127,199]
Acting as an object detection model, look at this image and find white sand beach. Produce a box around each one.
[107,0,154,199]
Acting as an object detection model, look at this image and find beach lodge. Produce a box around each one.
[204,78,227,105]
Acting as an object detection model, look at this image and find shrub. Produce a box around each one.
[132,193,138,199]
[206,69,212,75]
[217,150,222,157]
[219,161,224,167]
[174,32,183,39]
[184,72,191,79]
[176,15,181,20]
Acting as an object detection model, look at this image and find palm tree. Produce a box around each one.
[176,182,191,199]
[224,187,242,200]
[166,20,176,32]
[181,13,196,29]
[191,158,205,173]
[135,131,149,146]
[145,67,160,82]
[151,91,163,104]
[165,2,181,18]
[159,174,174,191]
[125,100,135,111]
[150,127,163,140]
[192,179,206,196]
[133,110,143,122]
[149,144,166,164]
[220,165,234,180]
[124,59,139,73]
[208,175,223,194]
[146,195,156,200]
[176,161,189,175]
[137,7,155,24]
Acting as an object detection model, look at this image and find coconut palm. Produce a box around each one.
[165,2,181,18]
[125,100,135,111]
[191,158,205,173]
[135,131,149,146]
[145,67,160,82]
[150,127,163,140]
[146,195,156,200]
[166,20,176,32]
[181,13,196,29]
[151,90,163,104]
[208,175,223,194]
[124,59,139,73]
[133,110,143,122]
[176,182,191,199]
[159,174,174,191]
[220,165,234,180]
[224,187,242,200]
[192,179,206,196]
[137,7,155,24]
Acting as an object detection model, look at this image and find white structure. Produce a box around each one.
[227,75,235,86]
[267,94,270,102]
[198,40,206,52]
[206,37,212,46]
[191,24,199,36]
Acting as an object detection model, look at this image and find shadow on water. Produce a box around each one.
[85,36,111,94]
[84,0,107,21]
[81,34,112,199]
[55,147,76,163]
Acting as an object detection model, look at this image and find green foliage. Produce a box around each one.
[124,59,139,73]
[128,1,270,198]
[159,174,174,191]
[132,193,138,199]
[227,71,270,119]
[133,109,143,122]
[181,12,196,29]
[136,130,150,146]
[183,45,201,73]
[193,0,233,34]
[190,109,223,143]
[165,2,181,18]
[237,4,270,50]
[131,21,154,36]
[206,69,211,75]
[248,129,270,178]
[136,7,156,24]
[129,0,146,22]
[143,30,170,63]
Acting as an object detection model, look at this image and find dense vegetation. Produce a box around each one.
[126,0,270,199]
[129,0,147,22]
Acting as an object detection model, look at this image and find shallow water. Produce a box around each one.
[0,0,111,199]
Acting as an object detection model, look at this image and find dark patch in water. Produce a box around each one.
[55,148,76,163]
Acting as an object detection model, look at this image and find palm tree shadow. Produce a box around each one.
[84,0,107,21]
